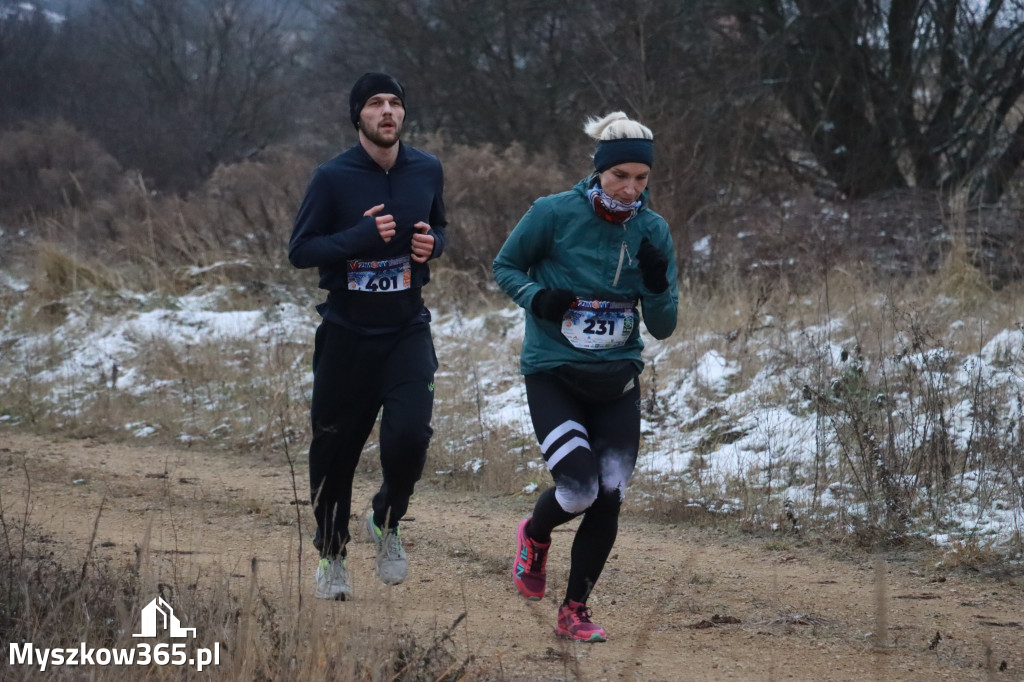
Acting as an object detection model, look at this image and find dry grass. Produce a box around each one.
[937,538,1006,572]
[5,246,1024,556]
[0,517,467,681]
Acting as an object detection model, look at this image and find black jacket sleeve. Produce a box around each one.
[288,169,383,269]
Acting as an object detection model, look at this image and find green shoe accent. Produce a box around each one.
[366,513,407,585]
[314,557,352,600]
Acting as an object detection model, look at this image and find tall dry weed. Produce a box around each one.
[0,512,467,681]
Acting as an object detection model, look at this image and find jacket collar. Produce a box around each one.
[352,140,408,172]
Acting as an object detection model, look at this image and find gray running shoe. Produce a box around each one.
[365,513,407,585]
[314,557,352,600]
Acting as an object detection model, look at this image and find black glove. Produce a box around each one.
[636,238,669,293]
[531,288,575,322]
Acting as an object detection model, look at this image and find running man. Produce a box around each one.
[289,72,447,600]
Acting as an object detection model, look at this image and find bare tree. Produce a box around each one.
[67,0,304,189]
[569,0,758,248]
[0,3,70,126]
[716,0,1024,202]
[312,0,748,237]
[315,0,594,160]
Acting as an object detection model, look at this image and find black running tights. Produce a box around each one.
[523,370,641,604]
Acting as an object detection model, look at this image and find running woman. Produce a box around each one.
[289,72,447,600]
[492,112,678,641]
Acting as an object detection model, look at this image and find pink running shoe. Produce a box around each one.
[556,601,607,642]
[512,517,549,600]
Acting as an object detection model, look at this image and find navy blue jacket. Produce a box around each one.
[289,142,447,333]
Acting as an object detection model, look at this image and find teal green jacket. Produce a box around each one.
[493,176,678,375]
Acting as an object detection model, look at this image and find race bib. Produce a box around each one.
[346,255,412,292]
[561,299,636,349]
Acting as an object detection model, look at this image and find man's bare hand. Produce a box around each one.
[364,204,396,243]
[411,222,434,263]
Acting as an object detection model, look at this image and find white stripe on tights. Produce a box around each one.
[540,420,588,455]
[546,436,590,470]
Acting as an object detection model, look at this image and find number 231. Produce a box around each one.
[583,318,615,335]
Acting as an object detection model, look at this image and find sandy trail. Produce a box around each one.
[2,433,1021,681]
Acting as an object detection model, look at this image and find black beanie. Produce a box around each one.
[349,72,406,128]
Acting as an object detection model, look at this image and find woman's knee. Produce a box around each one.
[554,478,600,514]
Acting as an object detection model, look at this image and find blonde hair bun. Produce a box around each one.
[584,112,653,141]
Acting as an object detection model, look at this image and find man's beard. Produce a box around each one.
[362,121,401,148]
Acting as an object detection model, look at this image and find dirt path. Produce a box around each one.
[2,433,1022,681]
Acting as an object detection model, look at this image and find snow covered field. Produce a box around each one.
[1,275,1022,558]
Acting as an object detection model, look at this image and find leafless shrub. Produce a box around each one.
[430,137,572,277]
[0,119,122,224]
[181,146,316,267]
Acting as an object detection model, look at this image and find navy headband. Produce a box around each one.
[593,138,654,172]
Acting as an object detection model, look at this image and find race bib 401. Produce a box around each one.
[561,299,636,350]
[347,255,412,292]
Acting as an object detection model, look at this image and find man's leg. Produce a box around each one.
[363,325,435,585]
[309,320,380,558]
[372,325,436,528]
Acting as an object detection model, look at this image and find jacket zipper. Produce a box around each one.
[613,240,631,287]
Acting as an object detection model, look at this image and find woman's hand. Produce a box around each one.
[636,238,669,293]
[531,289,576,322]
